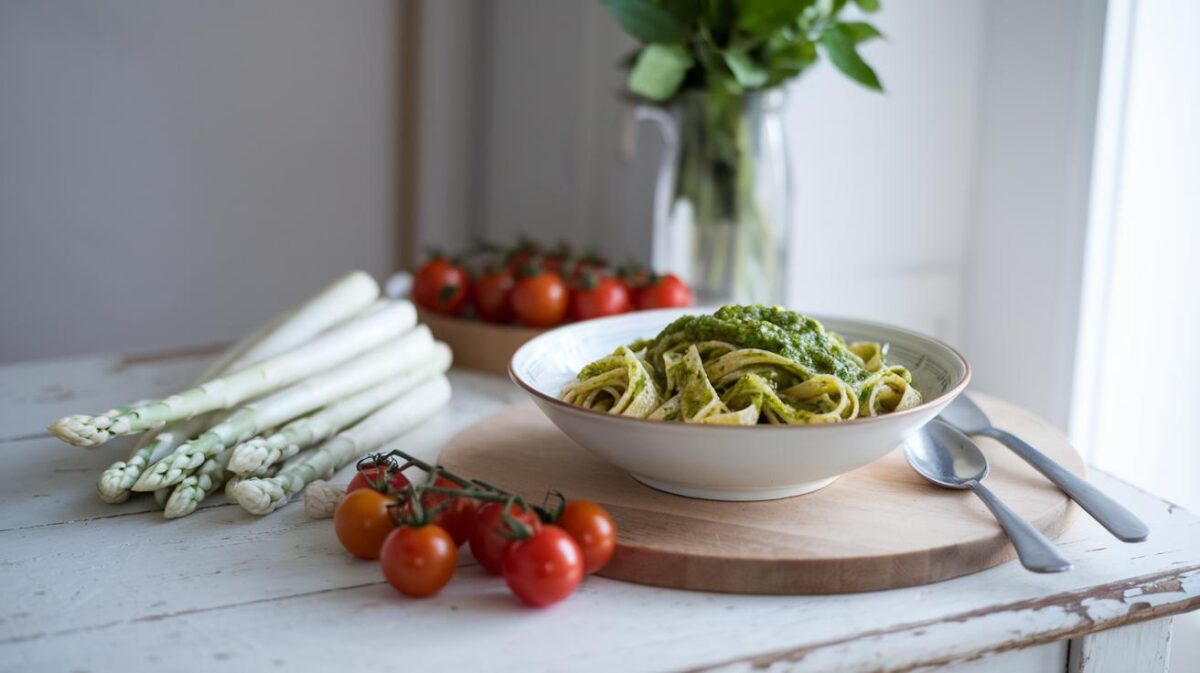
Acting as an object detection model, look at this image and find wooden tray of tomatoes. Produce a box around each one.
[410,241,693,376]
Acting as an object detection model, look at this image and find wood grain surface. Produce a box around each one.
[439,393,1084,594]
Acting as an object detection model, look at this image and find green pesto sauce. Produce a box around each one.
[577,360,609,381]
[628,375,647,400]
[645,305,870,386]
[626,337,654,353]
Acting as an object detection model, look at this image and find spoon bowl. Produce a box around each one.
[904,419,990,488]
[905,419,1072,573]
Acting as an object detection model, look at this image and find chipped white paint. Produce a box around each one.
[0,352,1197,672]
[1069,617,1172,673]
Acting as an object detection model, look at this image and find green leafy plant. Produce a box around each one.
[603,0,885,303]
[605,0,884,102]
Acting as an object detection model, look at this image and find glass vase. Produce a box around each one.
[641,89,792,306]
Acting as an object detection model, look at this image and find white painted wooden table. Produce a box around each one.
[0,350,1197,673]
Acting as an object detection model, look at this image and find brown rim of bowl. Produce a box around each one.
[507,313,972,431]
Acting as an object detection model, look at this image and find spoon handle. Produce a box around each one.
[967,480,1073,573]
[980,427,1149,542]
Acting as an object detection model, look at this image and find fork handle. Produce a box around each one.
[980,427,1149,542]
[967,480,1072,573]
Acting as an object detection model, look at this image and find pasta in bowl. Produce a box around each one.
[510,307,970,501]
[560,305,921,425]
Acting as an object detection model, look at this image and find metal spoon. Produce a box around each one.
[940,395,1149,543]
[905,419,1073,573]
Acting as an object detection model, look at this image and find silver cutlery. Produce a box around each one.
[940,395,1149,543]
[906,419,1073,573]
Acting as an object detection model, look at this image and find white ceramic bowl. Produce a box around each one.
[509,308,971,501]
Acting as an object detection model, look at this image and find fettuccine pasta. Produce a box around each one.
[560,305,921,425]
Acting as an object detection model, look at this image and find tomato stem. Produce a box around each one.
[541,489,566,522]
[499,495,536,540]
[363,450,558,523]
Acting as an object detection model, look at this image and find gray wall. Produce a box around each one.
[0,0,400,362]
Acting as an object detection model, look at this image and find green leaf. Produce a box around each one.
[839,21,883,44]
[819,24,882,91]
[854,0,881,12]
[735,0,807,37]
[765,38,816,84]
[659,0,700,26]
[602,0,689,44]
[722,49,769,88]
[627,43,695,100]
[696,42,743,94]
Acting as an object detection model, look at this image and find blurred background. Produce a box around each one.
[0,0,1196,664]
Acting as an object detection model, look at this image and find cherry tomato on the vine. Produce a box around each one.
[469,500,542,576]
[511,270,568,328]
[634,273,693,310]
[413,258,471,315]
[502,525,584,607]
[556,500,616,574]
[347,464,411,495]
[334,489,397,560]
[568,273,631,322]
[472,266,516,323]
[380,524,457,597]
[420,476,477,548]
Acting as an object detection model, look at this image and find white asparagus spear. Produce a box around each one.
[164,423,329,518]
[169,419,331,520]
[97,273,378,503]
[50,299,416,447]
[132,325,434,491]
[227,342,452,477]
[162,435,294,518]
[233,376,451,515]
[163,448,233,519]
[165,446,289,519]
[163,344,449,518]
[98,414,217,503]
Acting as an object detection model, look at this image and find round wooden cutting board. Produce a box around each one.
[438,393,1083,594]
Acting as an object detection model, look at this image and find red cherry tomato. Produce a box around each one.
[420,476,477,548]
[502,525,584,607]
[568,273,631,322]
[556,500,616,574]
[473,267,516,323]
[511,270,568,328]
[635,273,693,310]
[334,489,397,560]
[380,524,457,597]
[468,500,542,576]
[413,258,471,315]
[347,464,411,495]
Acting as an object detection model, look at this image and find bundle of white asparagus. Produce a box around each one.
[49,271,453,518]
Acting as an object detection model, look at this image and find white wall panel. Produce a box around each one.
[0,0,400,361]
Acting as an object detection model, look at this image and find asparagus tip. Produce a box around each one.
[227,438,271,477]
[163,482,200,519]
[96,465,134,504]
[49,415,106,447]
[231,477,285,515]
